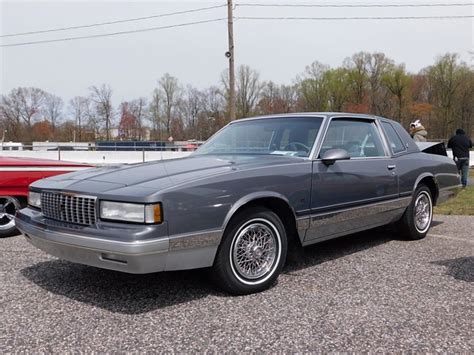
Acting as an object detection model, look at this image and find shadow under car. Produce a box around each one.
[20,225,401,314]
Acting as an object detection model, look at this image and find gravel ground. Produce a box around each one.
[1,215,473,352]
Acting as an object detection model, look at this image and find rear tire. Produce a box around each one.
[212,207,287,295]
[397,185,433,240]
[0,196,21,238]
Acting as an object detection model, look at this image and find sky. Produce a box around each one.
[1,0,473,106]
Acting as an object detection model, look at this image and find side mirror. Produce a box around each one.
[321,148,350,166]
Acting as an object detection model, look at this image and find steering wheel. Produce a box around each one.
[284,142,310,153]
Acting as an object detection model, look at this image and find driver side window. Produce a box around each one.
[320,118,386,158]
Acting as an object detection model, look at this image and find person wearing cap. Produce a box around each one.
[409,120,428,142]
[447,128,472,188]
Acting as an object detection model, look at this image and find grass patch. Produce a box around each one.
[434,186,474,215]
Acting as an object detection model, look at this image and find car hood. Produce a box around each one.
[31,154,305,197]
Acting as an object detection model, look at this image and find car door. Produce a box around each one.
[305,117,400,243]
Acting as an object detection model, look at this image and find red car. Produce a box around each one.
[0,156,91,237]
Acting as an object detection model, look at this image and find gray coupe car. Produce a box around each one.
[16,113,461,294]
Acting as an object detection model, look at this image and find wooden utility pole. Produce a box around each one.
[227,0,236,121]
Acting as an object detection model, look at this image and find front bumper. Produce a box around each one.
[15,208,219,274]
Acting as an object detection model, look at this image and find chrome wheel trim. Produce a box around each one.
[229,218,281,286]
[0,196,20,231]
[414,191,432,234]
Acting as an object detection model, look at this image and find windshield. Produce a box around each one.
[195,116,323,157]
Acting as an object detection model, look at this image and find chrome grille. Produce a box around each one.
[41,192,97,226]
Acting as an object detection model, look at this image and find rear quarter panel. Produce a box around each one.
[395,152,460,199]
[384,119,460,199]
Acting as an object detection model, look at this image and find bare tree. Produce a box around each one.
[197,86,226,140]
[89,84,113,140]
[44,93,63,137]
[297,61,330,112]
[158,73,181,137]
[258,81,278,114]
[0,89,23,141]
[426,54,464,138]
[148,89,163,140]
[181,85,202,138]
[118,102,139,140]
[455,67,474,136]
[128,97,148,140]
[222,65,261,119]
[86,111,101,140]
[279,84,299,113]
[19,88,46,132]
[55,120,76,142]
[1,52,472,142]
[324,68,351,112]
[382,64,412,125]
[344,52,368,107]
[364,52,394,115]
[69,96,90,142]
[0,87,46,141]
[258,82,297,114]
[202,86,225,116]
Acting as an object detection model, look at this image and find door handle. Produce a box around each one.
[387,165,396,170]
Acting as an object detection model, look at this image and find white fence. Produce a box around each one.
[0,150,192,164]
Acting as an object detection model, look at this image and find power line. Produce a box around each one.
[2,2,469,40]
[237,2,473,8]
[3,2,470,39]
[236,15,474,20]
[0,4,227,38]
[2,15,470,47]
[0,18,226,47]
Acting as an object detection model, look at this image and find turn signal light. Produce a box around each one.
[145,203,162,224]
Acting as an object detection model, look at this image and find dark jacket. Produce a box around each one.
[447,132,472,159]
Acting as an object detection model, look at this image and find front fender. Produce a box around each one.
[221,191,295,232]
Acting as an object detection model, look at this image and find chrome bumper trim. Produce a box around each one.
[15,208,220,274]
[16,214,169,256]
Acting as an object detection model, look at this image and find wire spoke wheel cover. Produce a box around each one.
[0,196,20,231]
[230,218,281,285]
[413,191,432,233]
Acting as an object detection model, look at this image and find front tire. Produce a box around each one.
[397,185,433,240]
[0,196,21,238]
[212,207,287,295]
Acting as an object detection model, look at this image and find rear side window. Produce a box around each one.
[382,122,406,154]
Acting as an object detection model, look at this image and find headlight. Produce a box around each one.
[28,191,41,209]
[100,201,162,224]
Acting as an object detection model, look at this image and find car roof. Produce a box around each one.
[231,112,384,123]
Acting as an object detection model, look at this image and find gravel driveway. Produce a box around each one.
[1,215,473,352]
